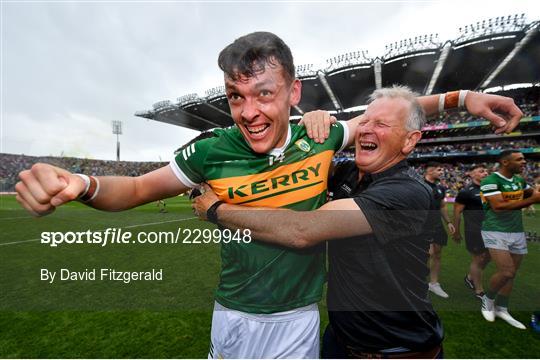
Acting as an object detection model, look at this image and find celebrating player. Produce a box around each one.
[479,150,540,329]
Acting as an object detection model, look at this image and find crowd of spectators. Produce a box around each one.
[500,86,540,117]
[414,138,539,154]
[2,146,538,196]
[425,111,477,127]
[0,153,166,192]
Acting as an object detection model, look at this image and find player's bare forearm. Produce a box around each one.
[84,176,149,211]
[87,166,188,211]
[214,200,371,248]
[191,184,371,247]
[488,195,540,212]
[16,163,188,216]
[440,203,452,224]
[453,208,462,230]
[453,217,461,232]
[417,95,440,116]
[214,204,310,248]
[452,203,464,236]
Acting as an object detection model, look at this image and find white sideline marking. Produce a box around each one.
[0,216,33,220]
[0,217,198,246]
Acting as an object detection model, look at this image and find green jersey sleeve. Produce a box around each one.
[335,121,350,153]
[170,137,216,187]
[480,175,501,197]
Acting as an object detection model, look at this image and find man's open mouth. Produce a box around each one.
[360,141,378,151]
[246,124,270,135]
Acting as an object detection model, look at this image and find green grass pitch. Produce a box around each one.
[1,195,539,358]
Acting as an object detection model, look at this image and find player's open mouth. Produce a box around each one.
[246,124,270,138]
[360,142,378,151]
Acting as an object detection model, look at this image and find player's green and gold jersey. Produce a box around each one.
[480,172,529,232]
[170,123,348,313]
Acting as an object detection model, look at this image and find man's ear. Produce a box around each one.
[290,79,302,106]
[402,130,422,154]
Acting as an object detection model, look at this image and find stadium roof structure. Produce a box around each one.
[136,15,540,132]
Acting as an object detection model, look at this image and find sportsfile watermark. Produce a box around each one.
[40,227,252,247]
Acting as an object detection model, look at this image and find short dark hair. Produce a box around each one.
[469,163,486,172]
[498,149,520,162]
[426,161,442,169]
[218,32,295,84]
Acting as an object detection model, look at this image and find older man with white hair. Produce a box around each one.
[193,85,445,358]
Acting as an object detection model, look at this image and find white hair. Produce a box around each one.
[368,85,426,131]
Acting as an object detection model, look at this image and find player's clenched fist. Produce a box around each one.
[16,163,86,216]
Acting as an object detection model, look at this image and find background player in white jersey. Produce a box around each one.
[15,30,524,357]
[479,150,540,329]
[453,164,490,299]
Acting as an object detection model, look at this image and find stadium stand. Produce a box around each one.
[131,15,539,200]
[135,15,539,130]
[5,15,539,197]
[0,154,165,192]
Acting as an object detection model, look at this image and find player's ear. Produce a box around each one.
[289,79,302,106]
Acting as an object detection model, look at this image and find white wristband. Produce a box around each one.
[438,93,446,113]
[458,90,469,109]
[88,177,100,202]
[75,174,91,198]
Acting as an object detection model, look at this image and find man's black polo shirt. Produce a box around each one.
[327,159,444,352]
[455,183,484,234]
[424,179,447,231]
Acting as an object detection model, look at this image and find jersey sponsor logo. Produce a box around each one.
[502,190,524,201]
[227,162,321,199]
[295,139,311,153]
[207,150,333,207]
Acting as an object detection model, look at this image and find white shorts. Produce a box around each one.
[481,231,528,255]
[208,301,320,359]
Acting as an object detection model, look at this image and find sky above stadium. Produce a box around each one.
[2,0,539,162]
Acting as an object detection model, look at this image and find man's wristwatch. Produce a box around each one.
[207,201,225,225]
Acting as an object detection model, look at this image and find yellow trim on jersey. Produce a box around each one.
[481,190,524,203]
[208,150,334,208]
[501,190,524,201]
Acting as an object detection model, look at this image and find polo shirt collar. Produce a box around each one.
[369,159,409,181]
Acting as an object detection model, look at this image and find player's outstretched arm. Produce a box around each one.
[300,90,522,148]
[191,184,371,248]
[417,91,522,134]
[16,163,189,216]
[485,191,540,212]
